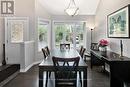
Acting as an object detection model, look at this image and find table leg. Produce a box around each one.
[83,68,87,87]
[110,65,124,87]
[45,72,48,87]
[39,68,43,87]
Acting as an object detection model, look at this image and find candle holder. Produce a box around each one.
[120,40,123,57]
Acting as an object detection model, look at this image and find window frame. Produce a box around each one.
[52,21,86,49]
[37,18,51,52]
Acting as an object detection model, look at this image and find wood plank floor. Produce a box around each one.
[3,61,110,87]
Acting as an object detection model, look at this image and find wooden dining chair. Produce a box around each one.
[41,48,51,87]
[65,44,70,49]
[79,46,83,54]
[79,48,86,58]
[79,47,86,87]
[52,56,80,87]
[41,48,47,59]
[45,46,50,55]
[60,43,70,50]
[60,44,65,50]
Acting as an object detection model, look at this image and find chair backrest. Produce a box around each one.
[41,48,47,59]
[65,44,70,49]
[45,46,50,55]
[79,46,83,54]
[60,44,65,50]
[52,56,80,87]
[60,43,70,50]
[80,48,86,58]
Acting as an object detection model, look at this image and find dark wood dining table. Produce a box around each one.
[39,49,88,87]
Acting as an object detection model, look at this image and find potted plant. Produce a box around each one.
[99,39,109,52]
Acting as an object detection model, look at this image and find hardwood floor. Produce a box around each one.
[3,61,110,87]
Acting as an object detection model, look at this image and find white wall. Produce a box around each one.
[0,0,35,64]
[0,17,4,65]
[20,41,35,72]
[0,0,51,66]
[95,0,130,56]
[35,0,51,62]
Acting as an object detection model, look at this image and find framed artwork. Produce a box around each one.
[91,43,99,51]
[5,17,29,43]
[107,4,130,38]
[11,21,24,43]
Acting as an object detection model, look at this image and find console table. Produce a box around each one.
[90,50,130,87]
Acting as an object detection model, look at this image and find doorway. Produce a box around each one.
[5,17,29,64]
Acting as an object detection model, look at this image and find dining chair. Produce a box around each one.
[60,44,65,50]
[65,44,70,49]
[79,47,86,87]
[60,43,70,50]
[79,46,83,54]
[45,46,52,78]
[52,56,80,87]
[45,46,50,55]
[41,48,47,59]
[79,48,86,58]
[41,48,51,87]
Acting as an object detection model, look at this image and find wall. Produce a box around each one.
[0,0,51,65]
[0,17,4,65]
[0,0,35,64]
[95,0,130,56]
[35,0,51,62]
[20,41,35,72]
[35,0,51,19]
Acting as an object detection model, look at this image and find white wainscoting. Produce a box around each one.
[20,41,35,72]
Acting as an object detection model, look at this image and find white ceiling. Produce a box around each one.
[38,0,100,15]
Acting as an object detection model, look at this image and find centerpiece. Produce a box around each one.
[99,39,109,52]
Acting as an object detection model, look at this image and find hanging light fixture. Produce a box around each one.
[65,0,79,17]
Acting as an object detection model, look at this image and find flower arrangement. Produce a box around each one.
[99,39,108,47]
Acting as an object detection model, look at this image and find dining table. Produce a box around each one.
[39,48,88,87]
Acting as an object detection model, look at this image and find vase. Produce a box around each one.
[99,46,107,52]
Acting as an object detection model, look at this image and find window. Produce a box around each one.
[38,20,49,51]
[75,24,84,47]
[54,24,73,47]
[54,22,85,48]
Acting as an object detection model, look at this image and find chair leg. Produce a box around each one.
[79,71,82,87]
[45,71,48,87]
[49,72,51,78]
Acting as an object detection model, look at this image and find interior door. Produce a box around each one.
[5,17,29,64]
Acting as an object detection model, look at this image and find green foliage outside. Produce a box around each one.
[54,24,84,47]
[38,25,47,41]
[55,25,73,45]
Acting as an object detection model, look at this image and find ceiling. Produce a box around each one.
[38,0,100,15]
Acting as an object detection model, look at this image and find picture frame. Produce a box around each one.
[91,43,99,51]
[107,4,130,38]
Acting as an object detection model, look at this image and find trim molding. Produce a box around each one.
[20,60,42,72]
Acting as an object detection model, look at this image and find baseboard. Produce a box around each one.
[0,71,19,87]
[33,60,42,65]
[20,63,34,72]
[20,60,42,72]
